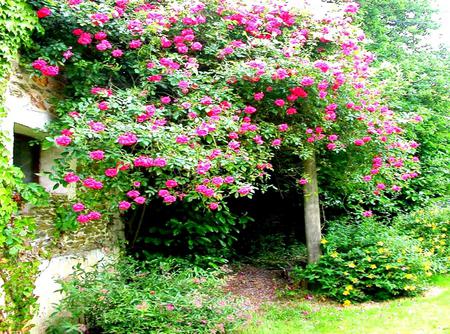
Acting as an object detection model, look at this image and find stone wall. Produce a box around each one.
[0,66,124,333]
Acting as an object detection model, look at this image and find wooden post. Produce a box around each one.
[303,152,322,264]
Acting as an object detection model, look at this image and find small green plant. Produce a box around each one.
[244,233,307,269]
[394,204,449,273]
[46,256,245,334]
[292,220,430,304]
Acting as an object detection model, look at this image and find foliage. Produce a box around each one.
[0,0,48,330]
[137,202,253,257]
[27,0,420,255]
[354,0,438,60]
[239,275,450,334]
[46,256,244,334]
[394,204,450,274]
[293,220,431,303]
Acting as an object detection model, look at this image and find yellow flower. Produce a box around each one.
[351,278,359,284]
[366,257,372,262]
[330,251,339,258]
[377,241,384,246]
[343,300,351,306]
[405,273,415,280]
[321,238,328,244]
[404,285,416,291]
[348,262,356,268]
[343,290,350,296]
[346,285,353,291]
[370,264,377,269]
[385,265,392,270]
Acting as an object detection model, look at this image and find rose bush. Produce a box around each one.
[30,0,420,254]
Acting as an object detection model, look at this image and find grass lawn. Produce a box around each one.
[237,275,450,334]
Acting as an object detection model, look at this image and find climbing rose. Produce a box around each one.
[64,172,80,183]
[55,135,71,146]
[78,32,92,45]
[98,101,109,110]
[87,211,102,220]
[37,7,51,18]
[118,201,131,211]
[274,99,285,107]
[41,65,59,76]
[77,214,89,223]
[129,39,142,49]
[72,203,85,212]
[82,178,103,189]
[163,195,177,203]
[208,202,219,210]
[105,168,118,177]
[298,178,308,185]
[363,210,373,217]
[112,49,124,57]
[134,196,146,204]
[237,186,252,196]
[118,133,137,146]
[166,180,178,188]
[32,59,47,70]
[89,150,105,160]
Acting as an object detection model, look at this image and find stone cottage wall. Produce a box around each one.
[0,67,124,333]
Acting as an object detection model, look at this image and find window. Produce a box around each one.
[13,133,40,183]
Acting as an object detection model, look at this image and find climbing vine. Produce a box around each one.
[0,1,48,331]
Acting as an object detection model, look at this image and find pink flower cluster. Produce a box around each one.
[32,59,59,77]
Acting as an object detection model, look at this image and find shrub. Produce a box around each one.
[394,204,449,273]
[46,256,244,334]
[292,220,430,304]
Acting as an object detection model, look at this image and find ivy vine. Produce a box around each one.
[0,1,48,331]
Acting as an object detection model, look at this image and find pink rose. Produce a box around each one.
[41,65,59,77]
[78,33,92,45]
[298,178,308,185]
[77,214,90,224]
[165,180,178,188]
[119,201,131,211]
[129,39,142,49]
[55,135,71,146]
[134,196,146,204]
[87,211,102,221]
[98,101,109,110]
[209,202,219,210]
[105,168,118,177]
[64,172,80,183]
[89,150,105,160]
[32,59,47,70]
[72,203,85,212]
[117,132,138,146]
[163,195,177,203]
[274,99,285,107]
[362,210,373,217]
[37,7,52,18]
[112,49,124,57]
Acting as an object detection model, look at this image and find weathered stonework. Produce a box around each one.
[1,66,124,333]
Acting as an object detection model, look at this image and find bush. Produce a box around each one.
[46,256,244,334]
[394,204,449,273]
[292,220,430,304]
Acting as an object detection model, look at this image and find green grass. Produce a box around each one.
[237,275,450,334]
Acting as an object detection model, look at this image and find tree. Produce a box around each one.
[29,0,419,262]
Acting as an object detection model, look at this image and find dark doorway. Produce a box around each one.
[13,133,40,183]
